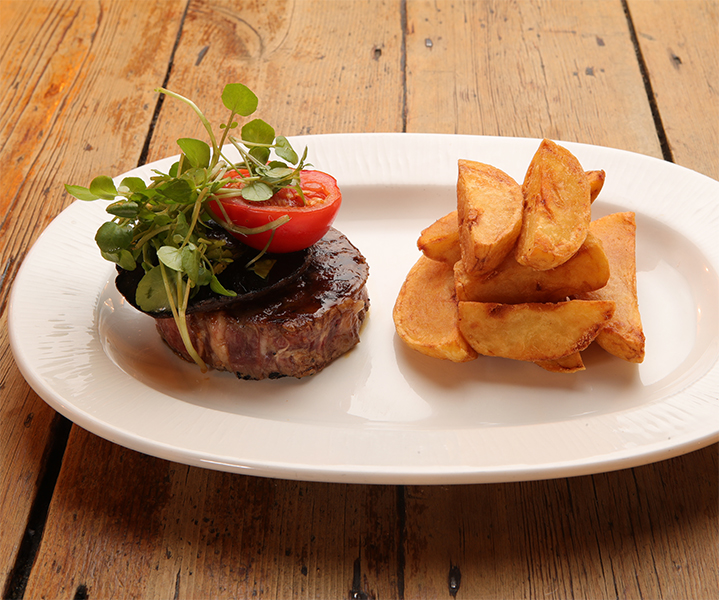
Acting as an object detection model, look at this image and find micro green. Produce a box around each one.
[65,84,309,371]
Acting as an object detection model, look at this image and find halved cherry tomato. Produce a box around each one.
[208,170,342,253]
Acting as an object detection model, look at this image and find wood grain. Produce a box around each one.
[0,0,187,308]
[0,317,60,587]
[628,0,719,179]
[405,0,661,155]
[2,0,717,598]
[403,445,718,599]
[147,0,405,162]
[0,0,185,590]
[24,430,402,599]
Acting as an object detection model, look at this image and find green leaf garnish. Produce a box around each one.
[241,181,274,202]
[221,83,258,117]
[249,258,276,279]
[119,177,147,193]
[65,83,311,372]
[241,118,275,165]
[95,221,133,253]
[241,119,275,145]
[64,184,98,201]
[274,136,299,164]
[157,178,195,204]
[181,244,200,283]
[177,138,211,168]
[210,274,237,297]
[157,246,183,271]
[106,200,140,218]
[89,175,118,200]
[101,249,136,271]
[136,266,174,313]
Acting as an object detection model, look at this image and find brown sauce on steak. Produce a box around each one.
[155,228,370,379]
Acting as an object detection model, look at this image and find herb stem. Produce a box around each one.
[156,87,219,153]
[159,262,207,372]
[216,111,237,154]
[135,224,171,249]
[183,188,209,249]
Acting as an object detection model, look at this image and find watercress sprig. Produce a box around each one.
[65,83,309,371]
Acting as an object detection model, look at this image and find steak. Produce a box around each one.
[154,228,370,379]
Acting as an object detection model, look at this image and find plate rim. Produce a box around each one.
[8,132,719,484]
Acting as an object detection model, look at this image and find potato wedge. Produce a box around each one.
[393,255,478,362]
[577,212,645,362]
[417,167,604,266]
[457,160,523,274]
[587,169,605,203]
[457,300,615,362]
[417,211,462,264]
[516,139,591,270]
[535,352,585,373]
[454,231,610,304]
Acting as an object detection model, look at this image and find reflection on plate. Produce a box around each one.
[9,134,719,484]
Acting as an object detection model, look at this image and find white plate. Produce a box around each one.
[9,134,719,484]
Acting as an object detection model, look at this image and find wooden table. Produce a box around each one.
[2,1,717,598]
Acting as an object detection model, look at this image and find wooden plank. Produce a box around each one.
[0,0,186,593]
[0,317,60,588]
[146,0,405,162]
[628,0,719,179]
[22,1,405,598]
[403,446,718,599]
[0,0,188,307]
[405,0,661,155]
[24,431,402,599]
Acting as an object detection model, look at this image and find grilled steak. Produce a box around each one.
[154,228,370,379]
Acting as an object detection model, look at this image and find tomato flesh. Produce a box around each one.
[209,170,342,253]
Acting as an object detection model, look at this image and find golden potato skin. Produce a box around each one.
[587,169,606,203]
[393,255,478,362]
[417,211,461,264]
[516,139,591,270]
[454,231,610,304]
[397,140,643,374]
[535,352,585,373]
[457,160,523,275]
[457,300,615,362]
[418,167,602,267]
[578,212,645,363]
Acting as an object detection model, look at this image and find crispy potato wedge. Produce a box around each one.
[417,211,462,264]
[587,169,605,203]
[577,212,645,362]
[398,139,640,374]
[417,167,604,266]
[457,300,615,362]
[393,255,478,362]
[535,352,585,373]
[454,231,610,304]
[457,160,523,274]
[516,139,591,270]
